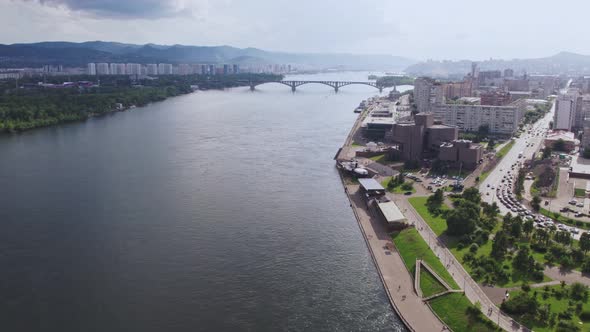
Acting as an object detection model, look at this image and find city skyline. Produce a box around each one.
[1,0,588,60]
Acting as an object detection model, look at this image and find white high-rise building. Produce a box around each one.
[555,94,575,130]
[178,64,192,75]
[126,63,142,75]
[146,64,158,75]
[158,63,173,75]
[96,63,110,75]
[87,63,96,75]
[414,77,443,113]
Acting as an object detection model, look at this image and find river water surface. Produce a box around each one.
[0,72,408,331]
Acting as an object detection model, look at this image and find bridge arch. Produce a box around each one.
[245,80,384,93]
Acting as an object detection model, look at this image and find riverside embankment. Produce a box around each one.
[336,106,446,331]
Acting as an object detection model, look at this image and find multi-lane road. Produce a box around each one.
[479,94,588,240]
[480,103,555,212]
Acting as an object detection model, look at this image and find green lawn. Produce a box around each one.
[420,268,447,298]
[479,170,491,183]
[429,293,498,332]
[575,188,586,198]
[351,141,362,147]
[496,140,515,159]
[408,196,448,236]
[392,228,459,289]
[506,285,590,332]
[369,154,387,163]
[380,177,416,194]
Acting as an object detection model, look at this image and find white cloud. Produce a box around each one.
[0,0,586,60]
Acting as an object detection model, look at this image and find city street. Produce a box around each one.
[480,102,555,213]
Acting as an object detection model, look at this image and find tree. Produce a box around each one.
[570,283,589,301]
[531,195,541,212]
[462,187,481,205]
[426,189,444,214]
[513,246,534,276]
[482,202,500,219]
[555,230,573,246]
[542,145,552,159]
[510,217,523,239]
[487,138,496,150]
[446,203,479,236]
[581,232,590,254]
[401,182,413,191]
[523,219,534,238]
[491,231,508,260]
[534,228,550,246]
[554,138,567,152]
[501,292,539,315]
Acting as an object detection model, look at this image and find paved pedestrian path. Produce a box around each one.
[544,266,590,287]
[344,185,445,332]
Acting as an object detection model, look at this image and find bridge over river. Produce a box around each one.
[242,80,388,93]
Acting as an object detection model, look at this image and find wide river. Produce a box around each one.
[0,72,409,331]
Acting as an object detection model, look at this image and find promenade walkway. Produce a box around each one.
[544,266,590,287]
[344,184,445,331]
[394,196,529,332]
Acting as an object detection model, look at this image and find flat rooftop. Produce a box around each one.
[546,130,576,142]
[571,156,590,176]
[363,116,396,126]
[377,201,407,224]
[358,178,385,191]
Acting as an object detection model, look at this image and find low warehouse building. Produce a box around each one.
[358,178,386,198]
[377,201,408,227]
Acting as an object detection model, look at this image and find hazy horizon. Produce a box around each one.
[1,0,586,61]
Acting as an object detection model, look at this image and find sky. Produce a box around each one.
[0,0,584,61]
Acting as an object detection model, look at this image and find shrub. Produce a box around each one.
[469,243,479,253]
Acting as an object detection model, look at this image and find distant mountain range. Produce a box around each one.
[405,52,590,78]
[0,41,416,71]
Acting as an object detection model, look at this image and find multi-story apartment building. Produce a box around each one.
[146,64,158,75]
[442,81,472,100]
[480,91,511,106]
[554,89,583,131]
[432,103,522,135]
[108,63,126,75]
[158,63,173,75]
[125,63,142,75]
[87,63,96,75]
[96,63,110,75]
[414,77,443,113]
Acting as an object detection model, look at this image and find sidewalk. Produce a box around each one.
[344,185,445,332]
[544,266,590,287]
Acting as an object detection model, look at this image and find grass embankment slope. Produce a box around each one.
[392,229,496,331]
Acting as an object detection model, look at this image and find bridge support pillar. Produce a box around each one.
[291,85,296,93]
[250,84,255,91]
[379,87,383,93]
[334,86,339,93]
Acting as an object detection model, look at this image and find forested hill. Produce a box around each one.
[0,41,415,71]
